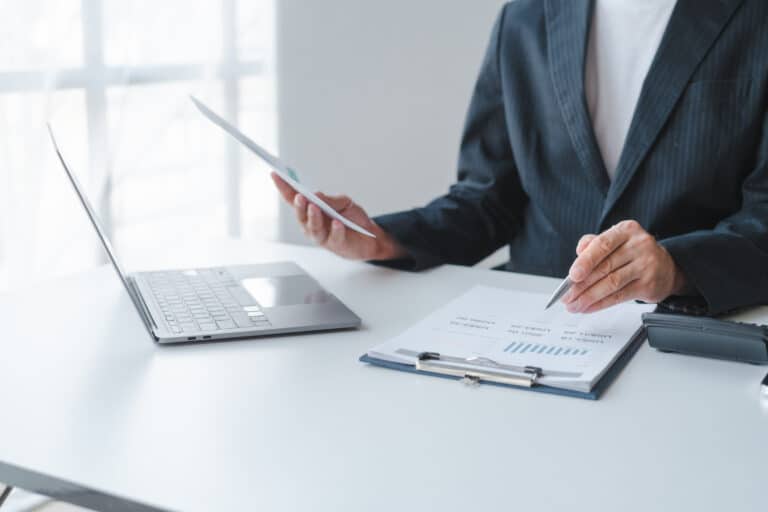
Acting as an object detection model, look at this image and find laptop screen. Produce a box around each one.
[47,124,155,337]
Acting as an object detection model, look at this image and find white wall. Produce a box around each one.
[276,0,507,243]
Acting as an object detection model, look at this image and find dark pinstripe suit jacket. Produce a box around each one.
[374,0,768,315]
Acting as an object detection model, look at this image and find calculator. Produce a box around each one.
[643,312,768,364]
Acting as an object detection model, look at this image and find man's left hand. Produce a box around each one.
[562,220,687,313]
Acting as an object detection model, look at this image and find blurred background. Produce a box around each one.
[0,1,503,509]
[0,0,278,293]
[0,0,504,292]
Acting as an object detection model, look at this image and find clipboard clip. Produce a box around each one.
[416,352,544,388]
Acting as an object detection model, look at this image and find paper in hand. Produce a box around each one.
[191,96,376,238]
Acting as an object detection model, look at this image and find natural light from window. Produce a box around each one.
[0,0,278,291]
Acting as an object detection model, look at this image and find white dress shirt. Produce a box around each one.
[585,0,678,180]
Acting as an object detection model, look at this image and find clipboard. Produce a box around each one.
[359,326,647,400]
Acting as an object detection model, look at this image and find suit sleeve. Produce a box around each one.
[660,108,768,315]
[371,5,528,271]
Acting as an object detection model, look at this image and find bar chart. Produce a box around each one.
[504,342,589,357]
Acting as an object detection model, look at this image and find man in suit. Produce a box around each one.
[272,0,768,315]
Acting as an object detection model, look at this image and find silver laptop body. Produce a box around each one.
[47,125,361,344]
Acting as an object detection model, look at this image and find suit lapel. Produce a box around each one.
[546,0,610,196]
[600,0,745,222]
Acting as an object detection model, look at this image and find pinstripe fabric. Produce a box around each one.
[374,0,768,314]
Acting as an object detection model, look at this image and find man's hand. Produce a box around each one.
[270,173,406,261]
[562,220,687,313]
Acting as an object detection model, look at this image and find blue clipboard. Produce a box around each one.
[359,327,647,400]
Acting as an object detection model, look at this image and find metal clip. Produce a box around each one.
[461,374,482,386]
[401,349,579,388]
[524,366,543,383]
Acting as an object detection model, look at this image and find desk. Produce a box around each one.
[0,239,766,511]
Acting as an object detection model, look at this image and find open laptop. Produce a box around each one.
[47,125,361,344]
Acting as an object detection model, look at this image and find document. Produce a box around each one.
[191,96,376,238]
[367,286,655,392]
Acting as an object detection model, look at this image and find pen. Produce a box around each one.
[545,277,573,309]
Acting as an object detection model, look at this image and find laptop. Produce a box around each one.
[47,125,362,344]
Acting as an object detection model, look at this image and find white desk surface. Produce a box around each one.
[1,239,767,512]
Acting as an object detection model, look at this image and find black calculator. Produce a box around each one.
[643,312,768,364]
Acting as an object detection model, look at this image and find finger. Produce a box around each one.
[563,246,634,303]
[293,194,308,225]
[306,204,330,244]
[583,281,645,314]
[316,191,353,213]
[567,262,640,313]
[325,219,347,252]
[576,234,597,255]
[271,172,297,204]
[569,222,635,282]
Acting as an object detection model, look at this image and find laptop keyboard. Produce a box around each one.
[146,268,272,335]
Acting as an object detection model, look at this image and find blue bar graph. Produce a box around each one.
[504,342,589,357]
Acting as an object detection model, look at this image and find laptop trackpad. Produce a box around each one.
[241,275,330,307]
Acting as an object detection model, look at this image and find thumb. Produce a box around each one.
[316,192,353,213]
[576,234,597,255]
[270,172,298,204]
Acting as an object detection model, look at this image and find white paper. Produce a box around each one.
[191,96,376,238]
[368,286,655,392]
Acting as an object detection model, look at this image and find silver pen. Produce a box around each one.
[545,277,573,309]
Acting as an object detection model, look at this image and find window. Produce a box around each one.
[0,0,278,290]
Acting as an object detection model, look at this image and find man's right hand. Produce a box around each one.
[270,173,406,261]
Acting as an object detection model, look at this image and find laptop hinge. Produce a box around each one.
[127,276,159,335]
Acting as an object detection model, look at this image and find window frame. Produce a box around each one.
[0,0,265,238]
